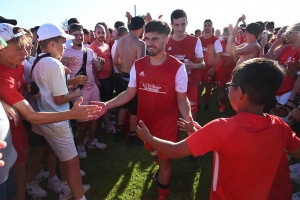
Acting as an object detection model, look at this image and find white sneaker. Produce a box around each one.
[47,176,62,194]
[80,169,86,177]
[59,184,91,200]
[102,121,116,128]
[106,124,116,134]
[291,172,300,185]
[77,144,87,159]
[26,181,47,198]
[293,191,300,200]
[35,169,49,183]
[87,140,107,149]
[290,163,300,173]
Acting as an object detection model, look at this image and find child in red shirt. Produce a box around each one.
[137,58,300,200]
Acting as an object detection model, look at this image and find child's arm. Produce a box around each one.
[53,88,82,105]
[136,120,192,159]
[177,116,201,135]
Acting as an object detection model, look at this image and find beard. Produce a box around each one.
[75,43,83,47]
[97,37,105,42]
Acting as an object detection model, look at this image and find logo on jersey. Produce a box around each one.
[139,71,145,76]
[139,82,167,94]
[174,54,190,62]
[167,47,172,50]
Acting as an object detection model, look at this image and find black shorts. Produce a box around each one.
[112,73,123,96]
[121,72,137,115]
[98,76,112,102]
[23,120,47,148]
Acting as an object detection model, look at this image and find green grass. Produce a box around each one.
[41,88,237,200]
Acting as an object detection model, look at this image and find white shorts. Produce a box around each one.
[44,132,77,162]
[276,91,292,105]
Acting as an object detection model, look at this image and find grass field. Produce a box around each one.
[41,89,237,200]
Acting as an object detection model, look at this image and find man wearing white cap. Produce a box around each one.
[31,23,91,200]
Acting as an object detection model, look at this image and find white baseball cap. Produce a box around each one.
[0,23,27,42]
[37,23,74,41]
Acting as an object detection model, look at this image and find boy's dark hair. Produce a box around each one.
[108,28,113,34]
[255,21,265,33]
[170,9,187,23]
[223,27,229,33]
[68,18,79,26]
[39,36,62,49]
[194,29,201,35]
[117,26,128,37]
[114,21,125,30]
[7,27,30,46]
[145,20,171,36]
[232,58,284,105]
[266,21,275,30]
[204,19,213,25]
[83,28,89,35]
[274,27,281,32]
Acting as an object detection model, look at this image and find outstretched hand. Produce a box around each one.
[71,97,102,121]
[90,101,108,119]
[177,116,201,135]
[0,140,7,167]
[136,120,151,141]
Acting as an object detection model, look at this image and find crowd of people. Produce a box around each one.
[0,8,300,200]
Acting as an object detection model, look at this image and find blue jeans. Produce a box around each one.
[0,169,17,200]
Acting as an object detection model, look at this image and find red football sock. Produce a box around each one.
[158,182,170,200]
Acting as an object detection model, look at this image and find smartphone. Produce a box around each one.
[263,31,268,42]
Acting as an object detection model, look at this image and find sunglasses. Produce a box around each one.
[226,82,245,94]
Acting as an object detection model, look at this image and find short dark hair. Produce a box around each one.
[114,21,125,30]
[83,28,89,35]
[232,58,284,105]
[108,28,113,34]
[96,22,107,29]
[170,9,187,23]
[39,36,62,50]
[255,21,265,33]
[117,26,128,36]
[145,20,171,36]
[204,19,213,25]
[68,18,79,25]
[223,27,229,33]
[274,27,281,32]
[266,21,275,30]
[195,29,201,35]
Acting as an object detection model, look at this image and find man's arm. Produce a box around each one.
[136,41,146,59]
[113,46,122,73]
[177,92,191,121]
[12,97,100,124]
[207,52,221,75]
[136,120,192,159]
[186,39,205,70]
[53,88,81,105]
[235,43,260,56]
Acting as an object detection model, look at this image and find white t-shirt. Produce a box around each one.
[111,40,119,73]
[31,54,71,138]
[24,56,36,83]
[128,63,187,93]
[214,39,223,53]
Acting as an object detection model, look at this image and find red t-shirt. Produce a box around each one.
[0,64,27,137]
[186,112,300,200]
[165,35,201,87]
[135,55,182,140]
[200,35,218,67]
[89,41,112,79]
[217,40,236,70]
[276,46,300,95]
[236,35,245,45]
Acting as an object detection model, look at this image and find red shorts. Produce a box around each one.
[12,130,29,165]
[187,85,198,112]
[144,130,178,159]
[216,67,234,87]
[200,70,213,85]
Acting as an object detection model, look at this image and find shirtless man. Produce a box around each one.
[226,16,261,66]
[113,16,146,146]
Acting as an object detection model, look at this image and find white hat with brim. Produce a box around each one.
[37,23,74,41]
[0,23,27,42]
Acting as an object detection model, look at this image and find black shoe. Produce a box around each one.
[127,135,143,147]
[152,169,159,182]
[204,104,209,110]
[113,131,125,143]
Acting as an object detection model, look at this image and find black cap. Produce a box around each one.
[129,16,145,31]
[242,23,262,39]
[0,16,17,25]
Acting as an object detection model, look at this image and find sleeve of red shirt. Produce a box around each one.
[0,73,24,106]
[186,118,229,157]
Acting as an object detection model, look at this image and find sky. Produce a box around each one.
[1,0,299,34]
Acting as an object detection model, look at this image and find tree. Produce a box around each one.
[61,18,68,31]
